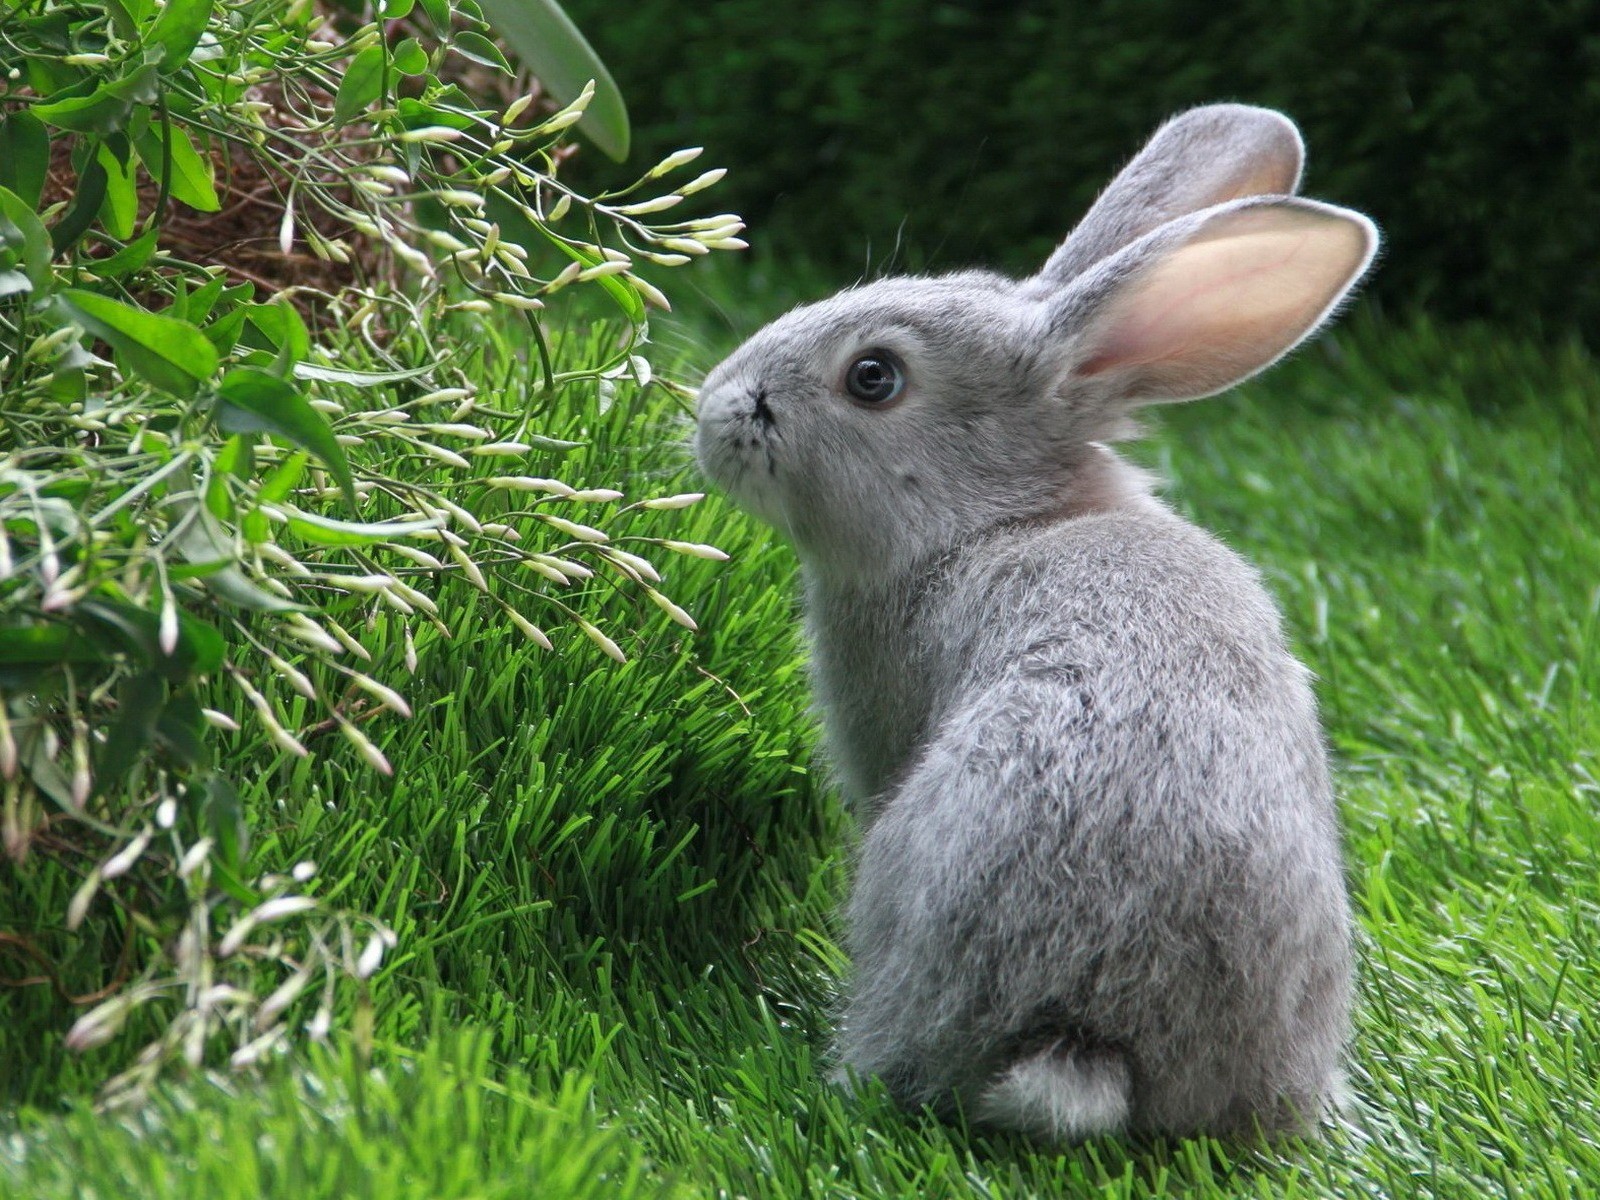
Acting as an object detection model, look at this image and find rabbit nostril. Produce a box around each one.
[751,388,776,428]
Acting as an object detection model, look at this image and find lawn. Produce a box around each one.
[2,280,1597,1197]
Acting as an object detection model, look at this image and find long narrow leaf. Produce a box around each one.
[476,0,630,161]
[280,508,444,547]
[216,368,354,505]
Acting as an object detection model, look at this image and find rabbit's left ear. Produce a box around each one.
[1028,104,1305,291]
[1052,196,1378,405]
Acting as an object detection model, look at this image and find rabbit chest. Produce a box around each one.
[802,565,964,815]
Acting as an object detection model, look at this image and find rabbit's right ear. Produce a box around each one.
[1050,196,1378,406]
[1028,104,1305,290]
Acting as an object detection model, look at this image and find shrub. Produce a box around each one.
[563,0,1600,336]
[0,0,740,1099]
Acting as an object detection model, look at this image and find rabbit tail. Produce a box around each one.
[975,1043,1132,1141]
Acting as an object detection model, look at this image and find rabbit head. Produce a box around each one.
[695,104,1378,578]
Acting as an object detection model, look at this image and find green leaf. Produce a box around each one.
[392,38,429,76]
[258,450,307,504]
[183,274,226,323]
[50,153,109,254]
[199,773,250,874]
[47,340,91,406]
[55,288,219,395]
[417,0,450,32]
[216,368,354,505]
[451,31,512,74]
[0,186,52,290]
[242,506,269,544]
[167,498,301,612]
[334,44,386,127]
[294,359,437,386]
[20,730,76,812]
[153,690,210,768]
[241,300,310,370]
[202,304,247,355]
[476,0,630,160]
[380,0,416,19]
[0,111,50,208]
[396,96,477,133]
[96,142,139,240]
[135,124,220,212]
[32,88,133,136]
[0,624,105,665]
[204,471,232,520]
[106,0,146,37]
[91,227,160,278]
[96,670,166,789]
[77,597,226,678]
[145,0,214,71]
[205,443,240,519]
[104,58,162,105]
[283,508,443,547]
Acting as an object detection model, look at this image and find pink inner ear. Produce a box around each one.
[1077,205,1374,400]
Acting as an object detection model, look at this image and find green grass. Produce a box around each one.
[3,289,1598,1197]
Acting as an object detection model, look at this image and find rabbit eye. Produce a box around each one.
[844,351,905,405]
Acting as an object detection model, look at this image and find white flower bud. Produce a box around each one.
[488,476,570,495]
[355,933,387,979]
[599,547,661,583]
[399,125,465,144]
[350,673,412,718]
[660,238,709,256]
[494,292,546,311]
[576,618,626,663]
[66,871,101,930]
[505,609,555,650]
[65,994,132,1051]
[677,167,728,196]
[576,260,632,281]
[662,540,731,561]
[645,146,703,178]
[646,589,698,631]
[540,515,608,543]
[614,194,683,216]
[101,829,152,881]
[178,839,213,879]
[640,492,705,510]
[341,722,392,775]
[503,93,536,124]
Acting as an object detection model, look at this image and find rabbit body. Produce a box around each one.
[809,493,1350,1137]
[694,104,1377,1140]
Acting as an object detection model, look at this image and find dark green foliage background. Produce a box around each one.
[567,0,1600,336]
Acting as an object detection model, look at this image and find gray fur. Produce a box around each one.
[694,105,1377,1140]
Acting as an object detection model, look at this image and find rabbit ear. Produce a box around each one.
[1030,104,1305,290]
[1054,196,1377,405]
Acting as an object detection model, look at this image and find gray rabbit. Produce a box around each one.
[694,104,1376,1140]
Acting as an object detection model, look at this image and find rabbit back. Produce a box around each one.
[826,504,1352,1136]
